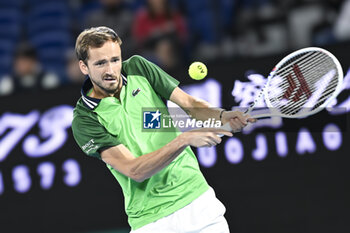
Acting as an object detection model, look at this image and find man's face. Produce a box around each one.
[79,40,122,97]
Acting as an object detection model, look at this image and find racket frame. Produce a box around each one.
[219,47,344,134]
[251,47,344,119]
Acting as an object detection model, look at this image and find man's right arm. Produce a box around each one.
[101,129,232,182]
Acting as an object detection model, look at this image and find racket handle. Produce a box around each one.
[251,112,283,118]
[251,113,273,118]
[217,122,232,137]
[244,107,253,115]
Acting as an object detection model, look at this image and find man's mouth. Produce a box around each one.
[104,77,117,83]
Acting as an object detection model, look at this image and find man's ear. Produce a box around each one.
[79,60,89,76]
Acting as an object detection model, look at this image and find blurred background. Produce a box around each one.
[1,0,350,91]
[0,0,349,233]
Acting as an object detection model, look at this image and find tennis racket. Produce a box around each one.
[220,47,344,132]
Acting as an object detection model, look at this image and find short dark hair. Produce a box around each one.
[75,26,122,64]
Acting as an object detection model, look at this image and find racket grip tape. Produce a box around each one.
[217,122,232,137]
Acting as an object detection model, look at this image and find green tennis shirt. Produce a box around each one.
[71,55,209,230]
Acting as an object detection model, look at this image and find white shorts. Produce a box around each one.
[130,187,230,233]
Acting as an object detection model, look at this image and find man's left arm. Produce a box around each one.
[169,87,256,132]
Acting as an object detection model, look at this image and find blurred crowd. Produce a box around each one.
[0,0,350,96]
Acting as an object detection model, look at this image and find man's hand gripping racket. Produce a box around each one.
[220,47,344,135]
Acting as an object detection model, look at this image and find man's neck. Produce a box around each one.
[89,88,121,100]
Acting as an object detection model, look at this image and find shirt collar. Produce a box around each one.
[80,74,127,110]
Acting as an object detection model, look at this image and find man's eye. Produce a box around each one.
[96,62,105,66]
[112,58,119,63]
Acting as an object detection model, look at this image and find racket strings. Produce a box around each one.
[278,62,338,99]
[273,53,337,91]
[273,80,338,115]
[276,53,332,87]
[274,51,323,78]
[274,60,338,98]
[272,69,336,103]
[271,73,338,115]
[250,52,328,112]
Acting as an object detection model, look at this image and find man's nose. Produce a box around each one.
[105,62,113,74]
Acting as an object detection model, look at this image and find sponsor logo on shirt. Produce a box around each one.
[132,88,141,97]
[82,139,97,153]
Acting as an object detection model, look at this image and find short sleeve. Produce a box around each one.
[123,55,180,99]
[71,115,121,159]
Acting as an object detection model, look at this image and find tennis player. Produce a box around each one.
[72,26,255,233]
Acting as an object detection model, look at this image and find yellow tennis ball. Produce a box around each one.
[188,61,208,80]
